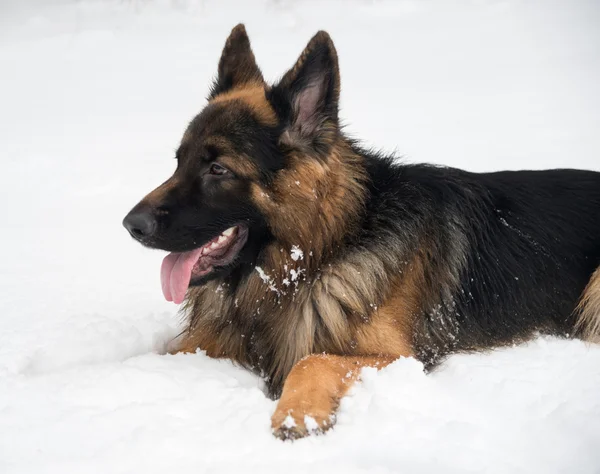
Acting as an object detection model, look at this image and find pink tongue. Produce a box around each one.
[160,249,203,304]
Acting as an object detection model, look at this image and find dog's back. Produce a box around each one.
[373,164,600,364]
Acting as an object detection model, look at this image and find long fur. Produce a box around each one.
[125,25,600,399]
[177,143,600,397]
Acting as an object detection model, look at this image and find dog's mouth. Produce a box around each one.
[160,225,248,304]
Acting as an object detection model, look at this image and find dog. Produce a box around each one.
[123,24,600,440]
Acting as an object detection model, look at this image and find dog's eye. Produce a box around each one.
[209,163,229,176]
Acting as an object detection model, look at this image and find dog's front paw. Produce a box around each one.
[270,354,393,440]
[271,407,335,440]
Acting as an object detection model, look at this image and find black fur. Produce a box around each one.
[359,151,600,366]
[123,25,600,402]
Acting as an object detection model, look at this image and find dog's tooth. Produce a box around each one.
[210,241,220,249]
[218,235,227,244]
[222,227,235,237]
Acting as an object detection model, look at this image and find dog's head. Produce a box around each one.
[123,25,353,304]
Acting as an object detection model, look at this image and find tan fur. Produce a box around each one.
[355,294,415,358]
[353,255,426,357]
[167,26,427,441]
[212,85,277,126]
[190,85,277,180]
[575,267,600,342]
[271,354,398,439]
[172,138,424,400]
[174,225,422,403]
[138,177,177,209]
[218,153,260,181]
[250,139,367,265]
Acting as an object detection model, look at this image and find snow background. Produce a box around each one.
[1,0,600,472]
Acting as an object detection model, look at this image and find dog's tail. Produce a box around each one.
[575,267,600,343]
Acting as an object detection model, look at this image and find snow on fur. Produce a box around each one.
[0,1,599,473]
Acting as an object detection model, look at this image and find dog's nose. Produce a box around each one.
[123,210,157,240]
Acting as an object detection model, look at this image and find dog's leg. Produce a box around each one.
[271,354,396,440]
[164,332,197,355]
[165,332,221,356]
[166,340,197,355]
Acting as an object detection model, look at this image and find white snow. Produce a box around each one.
[255,265,272,284]
[290,268,304,282]
[1,1,599,473]
[283,414,297,429]
[255,265,279,294]
[304,415,320,433]
[290,245,303,261]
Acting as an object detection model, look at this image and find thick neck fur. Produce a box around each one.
[178,136,412,397]
[173,141,600,394]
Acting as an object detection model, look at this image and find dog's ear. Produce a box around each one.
[270,31,340,142]
[209,24,264,98]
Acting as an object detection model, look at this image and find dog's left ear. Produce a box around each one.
[209,24,264,98]
[270,31,340,141]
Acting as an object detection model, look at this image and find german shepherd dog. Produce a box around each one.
[123,24,600,439]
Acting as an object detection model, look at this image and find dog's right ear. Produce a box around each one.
[269,31,340,147]
[209,24,264,99]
